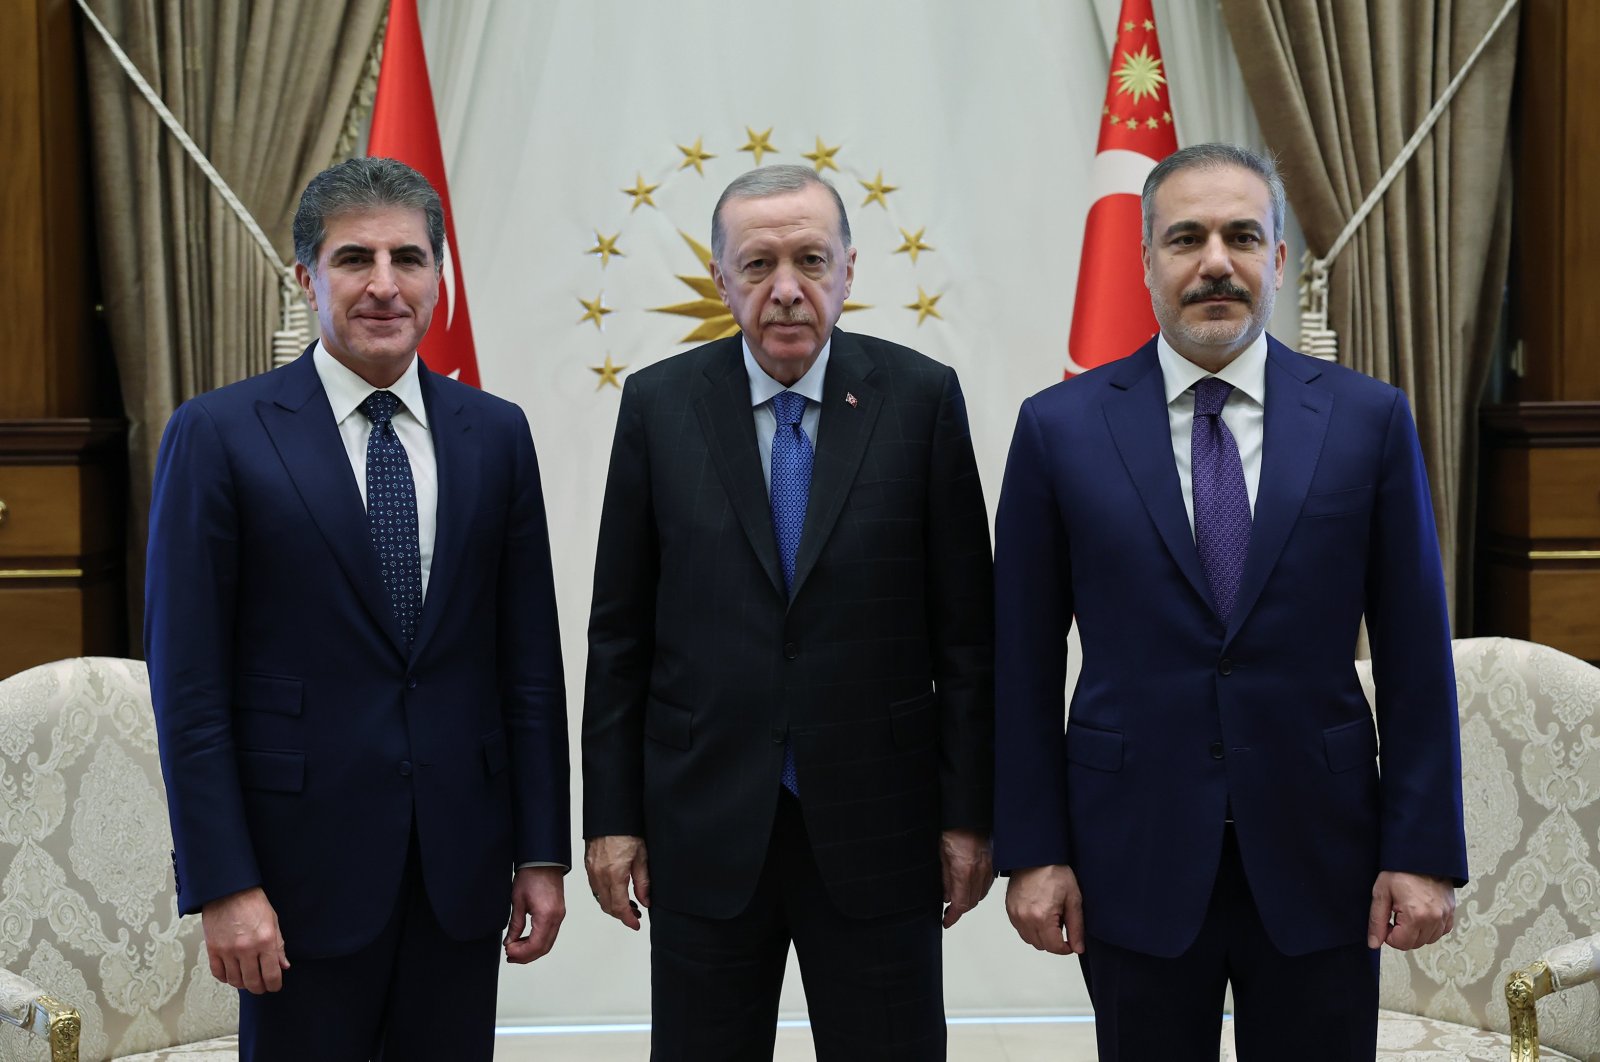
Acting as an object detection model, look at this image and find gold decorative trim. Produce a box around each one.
[1528,550,1600,561]
[1506,958,1552,1062]
[0,568,85,579]
[331,7,387,163]
[37,994,81,1062]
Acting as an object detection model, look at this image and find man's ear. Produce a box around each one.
[710,259,730,307]
[294,261,317,310]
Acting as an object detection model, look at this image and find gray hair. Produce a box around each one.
[293,156,445,271]
[1141,143,1286,244]
[711,164,852,262]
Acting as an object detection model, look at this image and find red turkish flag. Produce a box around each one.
[368,0,481,387]
[1065,0,1179,377]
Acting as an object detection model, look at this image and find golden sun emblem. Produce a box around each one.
[650,231,869,344]
[1113,45,1166,105]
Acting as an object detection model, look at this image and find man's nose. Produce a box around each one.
[769,263,803,304]
[1198,236,1233,278]
[368,257,401,297]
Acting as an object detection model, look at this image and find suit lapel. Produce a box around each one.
[791,331,880,600]
[1228,340,1330,641]
[1102,342,1214,614]
[694,339,786,598]
[256,349,407,658]
[410,361,479,661]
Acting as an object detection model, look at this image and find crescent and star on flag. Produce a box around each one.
[1065,0,1178,378]
[577,127,946,393]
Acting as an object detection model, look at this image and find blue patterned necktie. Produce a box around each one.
[1191,377,1251,625]
[360,391,422,648]
[770,389,813,795]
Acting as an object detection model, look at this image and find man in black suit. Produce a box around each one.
[582,164,995,1059]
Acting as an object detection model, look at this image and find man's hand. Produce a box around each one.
[1369,870,1456,950]
[1005,864,1085,956]
[584,835,650,931]
[505,866,566,963]
[940,828,994,928]
[201,886,290,994]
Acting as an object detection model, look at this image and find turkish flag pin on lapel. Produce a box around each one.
[845,392,858,408]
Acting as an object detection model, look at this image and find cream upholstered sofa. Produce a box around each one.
[0,657,237,1061]
[1222,636,1600,1061]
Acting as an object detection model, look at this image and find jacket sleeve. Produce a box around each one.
[581,377,658,839]
[145,400,262,913]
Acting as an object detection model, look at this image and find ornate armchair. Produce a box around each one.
[1221,637,1600,1060]
[0,657,238,1061]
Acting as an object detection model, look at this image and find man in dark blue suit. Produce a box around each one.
[145,157,569,1061]
[993,143,1467,1060]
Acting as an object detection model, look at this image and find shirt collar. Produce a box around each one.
[742,336,831,409]
[1156,331,1268,408]
[313,341,429,429]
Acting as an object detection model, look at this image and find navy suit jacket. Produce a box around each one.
[992,335,1468,958]
[145,347,568,958]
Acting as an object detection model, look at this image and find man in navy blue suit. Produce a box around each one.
[145,157,569,1061]
[993,144,1467,1060]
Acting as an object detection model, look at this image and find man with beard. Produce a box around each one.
[991,143,1466,1059]
[582,164,995,1059]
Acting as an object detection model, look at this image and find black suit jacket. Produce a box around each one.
[582,330,994,920]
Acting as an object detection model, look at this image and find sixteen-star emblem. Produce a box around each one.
[1113,45,1166,105]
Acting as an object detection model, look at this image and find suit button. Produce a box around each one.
[783,642,798,660]
[398,761,413,777]
[771,728,785,744]
[406,676,418,689]
[1218,658,1233,675]
[1210,742,1224,760]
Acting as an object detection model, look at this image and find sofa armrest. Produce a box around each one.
[1506,932,1600,1062]
[0,968,82,1062]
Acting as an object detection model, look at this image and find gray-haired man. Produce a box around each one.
[146,156,569,1060]
[581,164,997,1059]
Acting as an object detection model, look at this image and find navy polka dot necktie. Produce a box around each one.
[770,389,812,795]
[1191,377,1252,625]
[360,391,422,648]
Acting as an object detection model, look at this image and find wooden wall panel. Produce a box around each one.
[0,0,49,417]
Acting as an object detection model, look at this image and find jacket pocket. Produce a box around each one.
[644,697,693,750]
[237,748,305,792]
[1065,723,1123,772]
[482,730,508,776]
[1301,484,1374,519]
[889,691,936,749]
[237,674,302,717]
[1323,718,1378,773]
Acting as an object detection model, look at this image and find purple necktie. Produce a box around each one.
[1191,378,1251,624]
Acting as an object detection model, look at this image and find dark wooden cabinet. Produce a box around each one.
[0,421,126,676]
[1478,404,1600,661]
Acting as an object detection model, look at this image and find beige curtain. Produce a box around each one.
[1218,0,1519,629]
[81,0,387,644]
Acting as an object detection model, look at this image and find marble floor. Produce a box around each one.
[492,1018,1102,1060]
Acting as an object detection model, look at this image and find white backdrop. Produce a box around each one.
[408,0,1303,1023]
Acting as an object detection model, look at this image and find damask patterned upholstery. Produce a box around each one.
[0,658,238,1061]
[1222,637,1600,1061]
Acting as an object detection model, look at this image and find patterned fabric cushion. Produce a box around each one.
[1221,1009,1582,1060]
[0,658,238,1061]
[118,1034,240,1060]
[1372,638,1600,1061]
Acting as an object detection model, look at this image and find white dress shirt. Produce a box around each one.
[1156,332,1268,536]
[313,343,439,598]
[744,337,830,488]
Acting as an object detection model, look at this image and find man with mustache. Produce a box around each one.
[583,164,995,1059]
[146,157,569,1060]
[992,143,1466,1059]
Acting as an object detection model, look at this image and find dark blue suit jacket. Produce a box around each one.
[993,335,1467,958]
[145,347,568,958]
